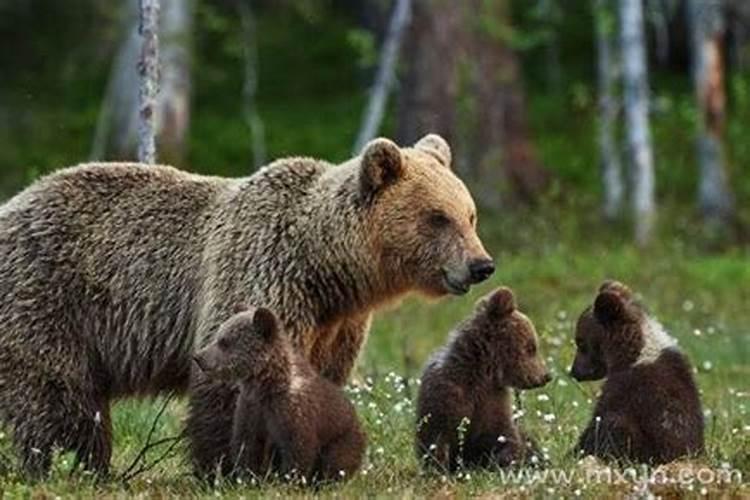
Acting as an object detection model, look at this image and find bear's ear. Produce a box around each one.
[414,134,452,169]
[252,307,279,341]
[598,280,633,299]
[487,287,516,318]
[360,138,404,195]
[594,291,638,326]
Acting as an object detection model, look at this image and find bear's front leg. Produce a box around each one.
[313,313,372,386]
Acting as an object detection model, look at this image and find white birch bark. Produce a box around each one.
[138,0,160,165]
[353,0,412,153]
[620,0,655,245]
[688,0,734,220]
[595,0,624,219]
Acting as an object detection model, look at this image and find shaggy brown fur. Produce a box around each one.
[570,281,705,464]
[0,134,490,476]
[416,287,551,472]
[192,306,366,484]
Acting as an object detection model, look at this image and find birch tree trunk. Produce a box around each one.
[620,0,655,245]
[138,0,160,165]
[238,0,266,169]
[92,0,193,165]
[689,0,734,221]
[353,0,412,153]
[595,0,624,219]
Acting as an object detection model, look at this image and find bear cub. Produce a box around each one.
[570,280,704,464]
[416,287,551,472]
[193,306,366,484]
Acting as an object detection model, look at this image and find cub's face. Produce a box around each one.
[569,307,607,381]
[479,288,552,390]
[192,307,280,382]
[570,280,644,379]
[359,135,494,297]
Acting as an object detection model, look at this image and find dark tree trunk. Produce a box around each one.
[396,0,463,148]
[397,0,548,206]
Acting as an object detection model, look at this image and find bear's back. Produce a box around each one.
[599,348,704,462]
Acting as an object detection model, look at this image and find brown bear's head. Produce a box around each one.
[476,287,551,390]
[571,280,675,378]
[359,134,494,297]
[192,305,284,382]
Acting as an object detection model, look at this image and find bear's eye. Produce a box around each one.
[427,210,451,229]
[469,213,476,226]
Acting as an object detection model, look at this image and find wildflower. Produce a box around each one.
[536,394,549,402]
[543,413,556,423]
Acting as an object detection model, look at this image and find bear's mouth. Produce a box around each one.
[441,270,470,295]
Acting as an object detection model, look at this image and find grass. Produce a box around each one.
[0,203,747,499]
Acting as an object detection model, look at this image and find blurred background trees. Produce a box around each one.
[0,0,748,244]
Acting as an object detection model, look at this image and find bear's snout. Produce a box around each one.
[468,258,495,284]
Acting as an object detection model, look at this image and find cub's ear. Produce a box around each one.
[414,134,452,169]
[252,307,279,341]
[360,138,403,195]
[594,291,638,326]
[486,287,516,318]
[598,280,633,299]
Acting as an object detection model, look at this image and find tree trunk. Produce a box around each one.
[92,0,193,165]
[90,0,140,161]
[397,0,463,148]
[158,0,193,165]
[595,0,624,219]
[689,0,734,221]
[397,0,548,206]
[646,0,671,67]
[138,0,160,165]
[353,0,412,153]
[620,0,655,245]
[238,0,266,169]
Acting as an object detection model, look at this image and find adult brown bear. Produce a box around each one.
[0,134,493,477]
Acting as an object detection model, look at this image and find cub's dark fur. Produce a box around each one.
[571,281,704,464]
[191,306,366,483]
[416,287,551,472]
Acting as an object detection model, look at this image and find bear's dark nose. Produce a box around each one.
[542,372,553,384]
[469,258,495,283]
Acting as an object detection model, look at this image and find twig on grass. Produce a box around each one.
[119,391,183,483]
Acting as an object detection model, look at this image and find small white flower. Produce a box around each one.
[375,446,384,455]
[537,394,550,402]
[497,435,507,443]
[702,361,713,371]
[429,443,438,450]
[543,413,556,423]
